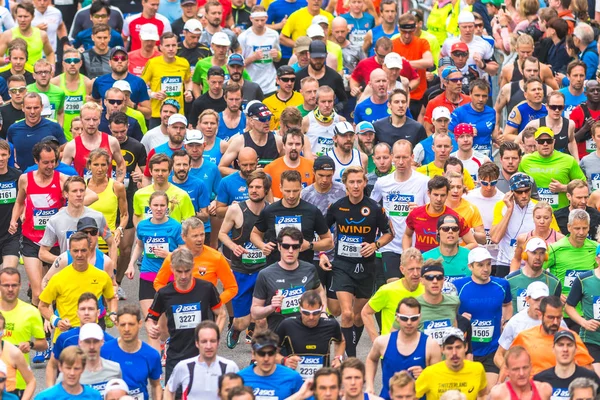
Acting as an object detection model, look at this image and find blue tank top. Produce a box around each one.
[217,112,247,141]
[66,249,106,316]
[369,25,399,56]
[203,137,224,166]
[380,331,428,400]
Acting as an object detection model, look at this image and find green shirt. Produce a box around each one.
[192,56,252,94]
[518,150,587,209]
[26,83,65,121]
[368,279,424,335]
[423,246,471,283]
[566,270,600,345]
[416,294,460,345]
[505,269,562,314]
[298,104,312,117]
[126,107,148,134]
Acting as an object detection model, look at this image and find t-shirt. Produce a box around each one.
[579,152,600,193]
[264,157,314,199]
[114,137,147,200]
[169,175,210,212]
[191,57,252,95]
[405,204,470,253]
[123,13,172,52]
[354,98,390,125]
[238,27,281,94]
[558,87,587,119]
[464,187,505,262]
[216,171,249,206]
[506,101,548,133]
[450,198,484,230]
[566,270,600,346]
[280,7,333,43]
[0,103,24,140]
[373,117,428,148]
[7,119,66,171]
[266,0,307,58]
[416,162,476,190]
[190,159,221,201]
[136,217,184,280]
[238,365,304,400]
[424,92,471,125]
[35,383,102,400]
[294,66,347,105]
[416,294,460,345]
[141,55,191,118]
[56,358,122,396]
[263,91,304,131]
[391,37,430,101]
[423,247,471,283]
[415,360,487,400]
[506,270,562,314]
[570,104,600,159]
[128,48,161,77]
[132,183,195,222]
[53,327,114,360]
[351,56,418,87]
[449,104,496,157]
[26,84,65,120]
[92,72,150,105]
[368,280,424,335]
[166,355,239,400]
[189,93,227,128]
[341,12,375,48]
[140,127,168,153]
[534,366,600,400]
[81,48,112,80]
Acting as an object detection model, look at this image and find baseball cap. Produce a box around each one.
[509,173,533,191]
[39,93,53,117]
[454,123,475,136]
[183,18,203,34]
[525,237,547,252]
[112,80,131,93]
[333,121,354,136]
[211,31,231,47]
[41,136,59,145]
[181,0,196,4]
[207,66,225,78]
[307,24,325,38]
[527,281,549,300]
[432,106,451,121]
[383,52,403,70]
[277,65,296,77]
[439,57,454,68]
[457,11,475,24]
[554,330,576,344]
[482,0,503,7]
[252,337,278,352]
[355,121,375,135]
[451,42,469,53]
[227,53,244,66]
[442,327,466,345]
[184,130,205,145]
[104,379,130,398]
[295,36,311,53]
[309,40,327,58]
[109,46,127,58]
[312,15,329,26]
[139,24,159,41]
[441,66,461,80]
[534,126,554,139]
[437,214,459,229]
[79,323,104,341]
[168,114,188,126]
[314,155,335,171]
[247,102,272,118]
[468,247,493,264]
[77,217,98,231]
[163,98,181,111]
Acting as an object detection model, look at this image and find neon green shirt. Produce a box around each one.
[368,279,424,335]
[26,83,65,120]
[133,183,196,222]
[192,56,252,94]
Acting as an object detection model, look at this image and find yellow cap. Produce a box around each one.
[534,126,554,139]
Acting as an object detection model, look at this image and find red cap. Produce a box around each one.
[451,42,469,53]
[454,123,475,136]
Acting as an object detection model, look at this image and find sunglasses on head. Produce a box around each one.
[279,77,295,83]
[480,180,498,187]
[452,51,468,57]
[439,226,459,232]
[396,313,420,322]
[423,274,444,282]
[64,58,81,64]
[107,99,124,105]
[82,229,99,236]
[548,104,564,111]
[280,243,301,250]
[112,55,127,62]
[253,116,271,123]
[8,86,26,94]
[536,138,554,145]
[256,349,276,357]
[300,308,321,316]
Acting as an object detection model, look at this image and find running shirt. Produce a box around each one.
[216,112,246,142]
[506,101,548,133]
[566,270,600,346]
[373,117,428,149]
[57,358,121,396]
[579,152,600,192]
[227,200,267,274]
[368,280,424,335]
[53,327,114,360]
[263,157,314,199]
[22,170,64,243]
[405,204,470,253]
[240,131,280,167]
[123,13,172,52]
[326,148,363,182]
[58,74,86,140]
[166,355,239,400]
[203,139,224,166]
[35,383,102,400]
[534,366,600,400]
[423,247,471,283]
[238,27,281,94]
[216,171,249,206]
[368,25,399,56]
[450,151,488,182]
[415,359,487,400]
[73,133,113,178]
[416,294,460,345]
[450,198,484,230]
[449,104,495,158]
[506,270,562,314]
[340,13,375,48]
[305,111,341,157]
[141,56,191,118]
[0,166,21,241]
[238,365,304,400]
[354,98,390,125]
[132,184,195,222]
[7,119,66,171]
[454,276,512,356]
[558,87,587,119]
[137,217,184,282]
[26,83,65,120]
[169,176,210,213]
[11,27,44,65]
[380,331,427,400]
[464,187,505,263]
[416,162,476,190]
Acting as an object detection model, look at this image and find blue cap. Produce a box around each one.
[227,53,244,66]
[441,66,460,80]
[509,173,533,191]
[162,98,181,111]
[355,121,375,134]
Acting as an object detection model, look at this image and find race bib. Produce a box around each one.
[255,389,278,400]
[517,288,528,312]
[64,95,83,115]
[128,389,144,400]
[591,173,600,191]
[423,319,452,345]
[538,188,558,208]
[564,270,582,288]
[471,320,494,343]
[172,303,201,329]
[0,181,17,204]
[337,234,362,258]
[252,45,273,63]
[161,77,183,97]
[33,208,58,230]
[385,194,413,217]
[144,237,169,258]
[241,242,265,264]
[349,29,367,46]
[296,355,324,380]
[280,286,305,314]
[593,296,600,319]
[551,388,569,400]
[485,229,498,251]
[587,138,597,153]
[275,215,302,237]
[111,170,130,189]
[473,143,492,158]
[65,230,76,250]
[315,137,334,157]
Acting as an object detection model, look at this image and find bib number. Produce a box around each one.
[0,181,17,204]
[64,95,83,115]
[538,188,558,208]
[144,237,169,258]
[241,242,265,264]
[161,77,183,97]
[386,194,413,217]
[485,229,498,251]
[564,270,580,288]
[315,137,334,157]
[296,355,324,380]
[279,286,305,315]
[517,289,528,312]
[587,138,597,153]
[275,215,302,237]
[338,234,362,258]
[472,320,494,343]
[591,173,600,191]
[423,319,452,345]
[33,208,58,230]
[172,303,201,330]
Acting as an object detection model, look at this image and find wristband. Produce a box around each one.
[281,356,288,365]
[318,251,327,257]
[51,315,61,327]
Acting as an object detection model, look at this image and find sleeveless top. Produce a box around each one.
[23,171,63,242]
[217,111,246,142]
[229,200,267,274]
[59,73,86,141]
[540,116,570,154]
[526,229,559,245]
[511,58,524,82]
[506,380,543,400]
[369,25,399,56]
[1,342,16,392]
[11,27,43,64]
[327,148,363,182]
[306,111,341,157]
[241,131,279,167]
[380,331,427,398]
[203,137,223,165]
[88,179,118,231]
[73,133,113,177]
[508,81,548,116]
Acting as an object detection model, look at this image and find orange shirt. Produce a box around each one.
[263,156,315,199]
[153,245,238,304]
[511,325,594,375]
[391,37,431,101]
[424,92,471,125]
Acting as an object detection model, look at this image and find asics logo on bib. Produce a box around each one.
[145,237,167,244]
[33,209,56,217]
[552,388,569,398]
[254,389,276,396]
[339,235,361,243]
[0,182,15,189]
[299,356,322,364]
[276,216,300,224]
[472,320,492,327]
[175,304,199,313]
[426,320,451,329]
[162,77,181,83]
[387,194,413,202]
[317,138,333,145]
[282,287,304,297]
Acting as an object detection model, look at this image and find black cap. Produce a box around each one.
[421,264,444,276]
[277,65,296,77]
[247,102,272,118]
[41,136,59,145]
[77,217,98,231]
[251,337,278,352]
[109,46,127,58]
[309,40,327,58]
[554,330,576,344]
[437,214,459,229]
[207,66,225,78]
[313,155,335,172]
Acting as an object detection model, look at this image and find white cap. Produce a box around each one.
[39,93,53,117]
[184,129,205,144]
[525,237,547,252]
[468,247,492,264]
[457,11,475,24]
[527,281,549,300]
[312,15,329,26]
[79,323,104,341]
[112,80,131,93]
[168,113,188,126]
[104,379,130,399]
[139,23,159,41]
[184,19,203,34]
[307,24,325,38]
[432,106,451,121]
[383,52,403,69]
[211,32,231,47]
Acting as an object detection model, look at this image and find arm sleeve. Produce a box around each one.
[492,201,505,225]
[566,276,584,307]
[210,283,222,309]
[38,222,58,247]
[147,290,164,320]
[367,286,387,312]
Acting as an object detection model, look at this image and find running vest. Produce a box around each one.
[59,73,86,141]
[11,27,43,64]
[0,342,16,392]
[511,58,523,82]
[23,171,63,243]
[380,331,427,398]
[506,380,543,400]
[540,116,570,154]
[306,111,341,157]
[73,133,113,177]
[229,200,267,273]
[508,81,548,116]
[241,131,279,167]
[369,25,399,56]
[327,148,363,182]
[217,111,246,141]
[203,137,223,165]
[88,179,118,231]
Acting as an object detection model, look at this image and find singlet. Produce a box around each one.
[202,138,223,165]
[380,331,427,398]
[327,148,363,182]
[506,380,543,400]
[59,74,86,141]
[73,133,113,178]
[508,81,548,117]
[88,179,118,231]
[11,27,43,64]
[306,111,341,157]
[369,25,399,57]
[0,342,16,392]
[526,229,559,244]
[229,200,266,274]
[217,111,246,142]
[511,58,523,82]
[242,131,279,167]
[540,116,570,153]
[23,171,63,243]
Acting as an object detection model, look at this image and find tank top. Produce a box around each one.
[380,331,427,398]
[217,111,246,141]
[526,229,559,245]
[506,380,543,400]
[242,131,279,167]
[88,179,118,231]
[73,133,113,178]
[540,116,570,154]
[203,137,223,166]
[229,200,267,274]
[59,74,86,141]
[11,27,43,65]
[369,25,399,56]
[508,82,548,116]
[306,111,341,157]
[511,58,523,82]
[23,171,63,243]
[327,148,363,182]
[0,342,16,392]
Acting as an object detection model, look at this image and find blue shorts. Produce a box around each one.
[232,270,259,318]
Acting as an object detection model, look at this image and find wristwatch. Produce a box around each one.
[29,341,34,349]
[309,242,314,251]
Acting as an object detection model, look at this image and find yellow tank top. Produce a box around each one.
[90,179,118,254]
[1,342,16,392]
[11,27,44,65]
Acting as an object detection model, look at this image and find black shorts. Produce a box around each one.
[117,193,135,230]
[381,252,402,280]
[0,234,20,258]
[586,342,600,363]
[474,352,499,374]
[314,260,337,300]
[139,278,156,301]
[331,259,375,299]
[21,236,59,263]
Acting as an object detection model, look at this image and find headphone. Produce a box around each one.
[521,237,549,262]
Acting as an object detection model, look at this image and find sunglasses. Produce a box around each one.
[112,55,127,62]
[280,243,301,250]
[447,78,463,83]
[8,86,26,94]
[64,58,81,64]
[300,308,321,316]
[279,77,295,83]
[474,23,484,28]
[107,99,124,105]
[480,180,498,187]
[256,349,276,357]
[396,313,420,322]
[82,229,99,236]
[423,274,445,282]
[92,13,108,19]
[452,51,468,57]
[253,116,272,123]
[536,138,554,145]
[439,226,460,233]
[514,189,531,194]
[548,104,564,111]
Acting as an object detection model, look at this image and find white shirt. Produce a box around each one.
[499,308,568,349]
[141,126,169,153]
[494,200,537,267]
[167,355,239,400]
[0,7,14,33]
[465,187,505,262]
[450,150,489,182]
[33,6,63,52]
[238,27,281,94]
[441,36,494,80]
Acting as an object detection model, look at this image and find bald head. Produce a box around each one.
[370,68,386,82]
[331,16,349,45]
[331,16,347,30]
[238,147,258,164]
[369,68,388,98]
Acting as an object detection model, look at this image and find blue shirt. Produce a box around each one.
[7,119,66,171]
[266,0,308,58]
[169,175,210,212]
[559,87,587,119]
[216,171,249,206]
[154,142,183,158]
[99,113,143,142]
[137,217,184,274]
[238,364,304,400]
[202,138,224,166]
[190,160,221,233]
[35,383,102,400]
[24,162,78,176]
[340,13,375,47]
[454,276,512,357]
[101,339,162,400]
[72,28,123,50]
[506,102,548,133]
[580,41,599,80]
[217,111,246,141]
[449,103,496,156]
[157,0,182,23]
[92,73,150,104]
[417,133,458,165]
[354,98,390,124]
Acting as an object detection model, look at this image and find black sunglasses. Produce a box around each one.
[514,189,531,194]
[536,138,554,145]
[279,77,295,83]
[256,349,276,357]
[548,104,564,111]
[280,243,301,250]
[452,51,468,57]
[82,229,99,236]
[107,99,124,105]
[423,274,444,281]
[439,226,460,233]
[447,78,463,83]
